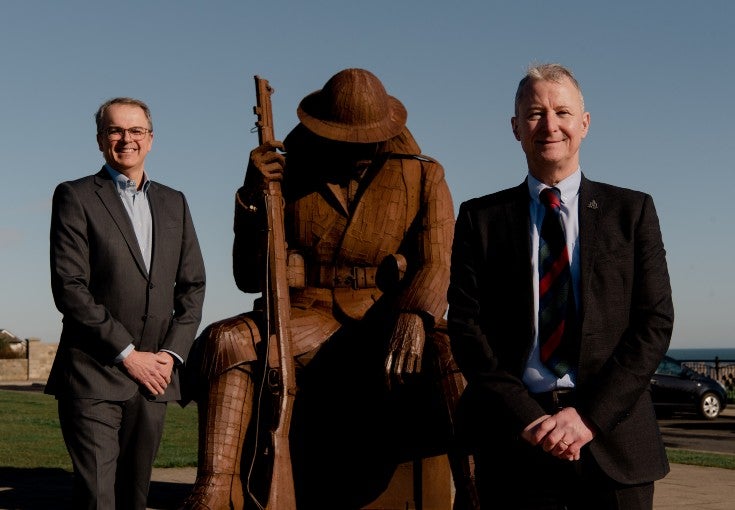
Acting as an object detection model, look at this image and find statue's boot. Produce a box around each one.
[179,366,253,510]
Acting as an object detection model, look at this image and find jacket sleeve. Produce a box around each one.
[394,160,455,322]
[50,182,135,359]
[160,192,206,360]
[447,200,546,432]
[232,161,268,293]
[582,193,674,433]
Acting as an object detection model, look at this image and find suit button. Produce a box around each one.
[141,315,147,321]
[149,283,155,289]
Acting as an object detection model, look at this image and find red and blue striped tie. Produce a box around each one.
[538,187,576,377]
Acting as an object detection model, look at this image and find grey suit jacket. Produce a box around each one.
[448,174,674,484]
[46,168,206,402]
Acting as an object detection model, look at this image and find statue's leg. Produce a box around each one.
[180,315,261,510]
[180,365,253,510]
[431,327,481,510]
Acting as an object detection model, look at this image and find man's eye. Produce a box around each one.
[108,128,124,135]
[129,128,146,135]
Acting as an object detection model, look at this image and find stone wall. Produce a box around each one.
[0,339,57,382]
[0,359,28,381]
[29,339,57,380]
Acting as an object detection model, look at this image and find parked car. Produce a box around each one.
[651,355,728,419]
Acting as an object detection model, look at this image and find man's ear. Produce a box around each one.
[511,117,521,141]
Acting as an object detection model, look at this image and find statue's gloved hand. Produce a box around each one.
[249,140,286,184]
[384,312,426,389]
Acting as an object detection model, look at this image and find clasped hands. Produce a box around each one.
[521,406,596,461]
[122,350,175,396]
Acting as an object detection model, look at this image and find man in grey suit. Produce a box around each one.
[448,64,674,509]
[46,97,206,509]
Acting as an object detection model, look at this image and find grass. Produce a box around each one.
[665,449,735,470]
[1,389,733,472]
[0,389,198,470]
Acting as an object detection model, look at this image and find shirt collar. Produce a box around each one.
[105,164,150,194]
[527,168,581,205]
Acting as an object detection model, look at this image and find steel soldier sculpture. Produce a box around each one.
[181,68,477,509]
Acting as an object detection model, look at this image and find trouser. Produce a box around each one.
[58,393,167,510]
[474,442,654,510]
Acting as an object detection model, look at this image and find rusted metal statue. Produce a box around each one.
[181,68,478,509]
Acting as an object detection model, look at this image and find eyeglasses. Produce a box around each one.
[101,126,152,141]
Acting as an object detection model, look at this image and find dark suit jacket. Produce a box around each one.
[448,174,674,484]
[46,168,206,402]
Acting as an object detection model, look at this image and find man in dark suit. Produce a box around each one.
[46,97,206,509]
[448,63,674,509]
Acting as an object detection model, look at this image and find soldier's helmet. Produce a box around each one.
[297,68,407,144]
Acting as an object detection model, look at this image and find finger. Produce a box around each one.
[405,353,419,375]
[412,354,422,374]
[145,381,161,396]
[384,354,395,389]
[394,350,408,385]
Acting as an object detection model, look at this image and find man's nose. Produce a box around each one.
[540,113,558,131]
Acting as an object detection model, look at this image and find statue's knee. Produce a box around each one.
[193,314,261,381]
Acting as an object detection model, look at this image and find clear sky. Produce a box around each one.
[1,1,733,349]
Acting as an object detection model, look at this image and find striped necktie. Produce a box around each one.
[538,187,576,377]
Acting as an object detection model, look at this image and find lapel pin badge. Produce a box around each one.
[587,200,598,210]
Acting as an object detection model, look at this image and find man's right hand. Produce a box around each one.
[250,140,286,183]
[121,350,172,396]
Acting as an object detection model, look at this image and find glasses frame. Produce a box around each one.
[101,126,153,141]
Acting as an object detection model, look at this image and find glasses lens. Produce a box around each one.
[106,127,124,140]
[105,127,148,140]
[128,128,148,139]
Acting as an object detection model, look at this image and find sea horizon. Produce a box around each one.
[667,347,735,361]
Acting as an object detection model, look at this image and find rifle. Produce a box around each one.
[253,75,297,509]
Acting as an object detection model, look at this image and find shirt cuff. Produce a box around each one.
[160,349,183,365]
[115,344,135,363]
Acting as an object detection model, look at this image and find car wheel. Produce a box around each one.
[699,392,722,419]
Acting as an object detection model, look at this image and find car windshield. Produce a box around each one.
[656,358,685,377]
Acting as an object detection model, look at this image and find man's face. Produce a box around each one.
[511,77,590,183]
[96,103,153,177]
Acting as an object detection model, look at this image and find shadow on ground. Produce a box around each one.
[0,467,191,510]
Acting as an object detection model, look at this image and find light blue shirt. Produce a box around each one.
[105,165,152,272]
[105,165,182,365]
[523,169,581,392]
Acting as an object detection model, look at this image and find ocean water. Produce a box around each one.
[667,348,735,361]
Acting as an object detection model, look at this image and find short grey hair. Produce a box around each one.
[95,97,153,133]
[514,63,585,115]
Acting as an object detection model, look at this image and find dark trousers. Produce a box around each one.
[474,440,654,510]
[58,393,167,510]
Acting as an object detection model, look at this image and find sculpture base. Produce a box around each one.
[363,454,453,510]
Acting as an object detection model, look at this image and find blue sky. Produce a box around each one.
[1,1,733,349]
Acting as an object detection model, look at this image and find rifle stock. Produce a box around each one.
[254,75,298,509]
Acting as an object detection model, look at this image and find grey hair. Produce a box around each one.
[95,97,153,133]
[514,63,585,115]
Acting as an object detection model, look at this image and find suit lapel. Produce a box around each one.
[507,183,531,268]
[93,170,149,278]
[578,175,600,296]
[577,175,601,361]
[147,182,166,279]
